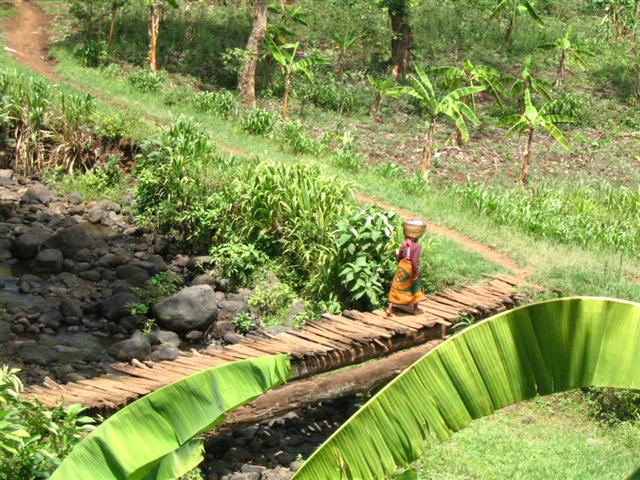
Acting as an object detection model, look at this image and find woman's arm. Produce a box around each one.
[410,243,420,279]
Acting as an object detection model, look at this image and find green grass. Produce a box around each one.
[417,392,640,479]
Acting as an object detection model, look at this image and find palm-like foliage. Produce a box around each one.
[366,75,397,117]
[538,26,592,87]
[389,64,484,171]
[292,297,640,480]
[51,355,290,480]
[333,30,360,81]
[490,0,544,46]
[267,39,327,118]
[509,54,553,101]
[502,89,572,185]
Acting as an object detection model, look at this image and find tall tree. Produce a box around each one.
[238,0,268,107]
[377,0,413,79]
[146,0,177,72]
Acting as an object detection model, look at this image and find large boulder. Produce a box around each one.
[0,321,11,343]
[21,183,54,205]
[146,343,180,362]
[45,224,95,258]
[148,330,180,348]
[100,291,139,321]
[152,285,218,333]
[11,228,51,259]
[108,331,151,362]
[32,249,63,273]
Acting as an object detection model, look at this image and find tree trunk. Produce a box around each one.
[504,15,514,46]
[282,73,291,118]
[389,0,412,79]
[238,0,268,107]
[635,57,640,99]
[455,127,463,147]
[108,5,117,48]
[519,127,534,186]
[421,119,436,172]
[635,2,640,98]
[219,340,443,431]
[556,50,566,88]
[334,52,344,81]
[372,93,383,117]
[147,2,160,72]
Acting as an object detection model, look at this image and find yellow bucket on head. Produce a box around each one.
[403,219,426,239]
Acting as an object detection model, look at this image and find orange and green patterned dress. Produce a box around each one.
[388,239,426,306]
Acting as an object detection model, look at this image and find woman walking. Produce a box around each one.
[385,219,426,317]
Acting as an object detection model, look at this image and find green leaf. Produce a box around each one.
[292,297,640,480]
[51,355,291,480]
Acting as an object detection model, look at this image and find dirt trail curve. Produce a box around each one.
[4,0,58,81]
[3,0,529,280]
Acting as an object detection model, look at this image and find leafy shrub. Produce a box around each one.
[372,161,404,179]
[93,110,130,141]
[298,74,357,113]
[277,120,324,155]
[248,278,296,326]
[73,40,109,67]
[545,91,588,125]
[331,131,366,171]
[134,118,228,249]
[132,271,183,306]
[128,70,163,93]
[101,63,121,78]
[84,155,124,190]
[0,366,95,479]
[240,107,279,135]
[232,312,254,334]
[192,90,238,118]
[209,241,269,286]
[163,88,195,107]
[585,388,640,424]
[401,172,431,196]
[332,206,399,309]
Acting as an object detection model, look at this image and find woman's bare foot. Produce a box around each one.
[385,304,394,317]
[413,305,424,315]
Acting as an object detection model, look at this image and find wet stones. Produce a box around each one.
[152,285,219,333]
[100,292,139,321]
[107,331,151,362]
[32,248,63,273]
[11,228,51,259]
[21,183,54,205]
[45,224,95,258]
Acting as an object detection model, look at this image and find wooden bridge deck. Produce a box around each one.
[23,274,526,410]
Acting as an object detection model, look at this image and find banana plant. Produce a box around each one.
[490,0,544,46]
[292,297,640,480]
[267,38,327,118]
[538,26,592,88]
[333,30,360,81]
[502,89,572,185]
[509,54,553,102]
[366,75,397,118]
[388,64,485,171]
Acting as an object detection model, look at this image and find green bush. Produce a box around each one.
[372,161,404,180]
[331,132,366,171]
[72,40,109,67]
[298,74,357,113]
[192,90,238,118]
[232,312,254,334]
[92,110,131,141]
[0,366,95,479]
[128,70,163,93]
[248,278,297,326]
[401,172,431,196]
[209,241,269,286]
[277,120,324,155]
[240,107,279,136]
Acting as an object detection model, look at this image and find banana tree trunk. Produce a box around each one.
[504,14,514,46]
[455,127,463,147]
[556,50,566,88]
[519,126,534,186]
[372,93,383,117]
[421,118,437,172]
[238,0,268,107]
[108,5,117,48]
[389,0,412,79]
[282,72,291,118]
[334,51,344,81]
[147,2,160,72]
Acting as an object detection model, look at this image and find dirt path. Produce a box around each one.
[4,0,58,81]
[2,0,530,281]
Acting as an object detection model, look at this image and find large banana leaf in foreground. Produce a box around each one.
[52,355,291,480]
[293,297,640,480]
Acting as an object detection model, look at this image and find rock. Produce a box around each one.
[17,342,57,365]
[32,248,63,273]
[107,331,151,361]
[100,292,139,321]
[116,264,148,280]
[68,192,82,205]
[282,434,305,447]
[215,278,231,293]
[74,249,93,263]
[96,253,123,268]
[11,228,51,259]
[273,451,293,466]
[284,300,305,327]
[87,205,104,224]
[218,300,250,323]
[146,343,180,362]
[45,224,95,258]
[0,169,12,185]
[241,465,266,474]
[22,183,54,205]
[186,330,203,341]
[59,298,83,318]
[209,320,235,339]
[152,285,218,333]
[261,467,292,480]
[0,321,10,343]
[186,255,211,270]
[0,248,12,260]
[223,332,243,345]
[148,330,180,347]
[39,310,63,329]
[229,474,259,480]
[79,270,101,282]
[191,273,217,287]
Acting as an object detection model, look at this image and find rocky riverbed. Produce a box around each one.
[0,169,257,385]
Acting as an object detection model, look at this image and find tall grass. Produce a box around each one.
[455,181,640,255]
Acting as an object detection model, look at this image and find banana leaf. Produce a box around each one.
[52,355,291,480]
[292,297,640,480]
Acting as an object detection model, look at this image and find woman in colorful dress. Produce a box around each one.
[385,219,426,317]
